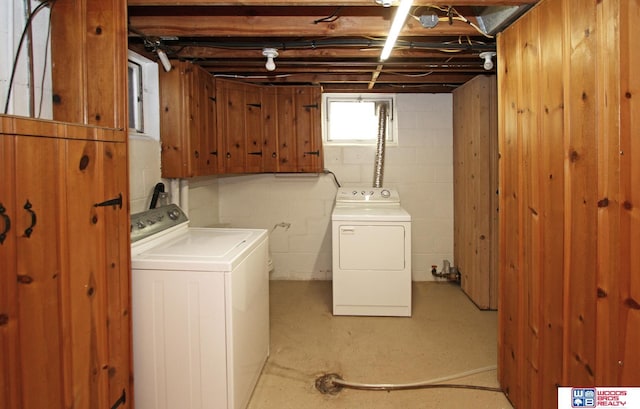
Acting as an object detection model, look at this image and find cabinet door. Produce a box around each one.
[160,61,194,178]
[261,88,279,172]
[63,140,130,409]
[0,135,66,409]
[245,87,264,173]
[276,87,297,173]
[217,80,247,173]
[0,135,18,409]
[295,87,323,172]
[201,74,219,174]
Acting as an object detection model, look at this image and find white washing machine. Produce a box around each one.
[332,187,412,317]
[130,204,269,409]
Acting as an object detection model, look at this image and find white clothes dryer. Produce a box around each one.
[331,187,412,317]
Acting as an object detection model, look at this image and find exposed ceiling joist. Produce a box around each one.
[127,0,539,92]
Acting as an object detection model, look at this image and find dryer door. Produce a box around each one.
[338,224,406,271]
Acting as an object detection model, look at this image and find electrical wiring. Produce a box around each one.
[4,0,56,115]
[410,5,494,39]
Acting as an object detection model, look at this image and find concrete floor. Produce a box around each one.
[247,280,514,409]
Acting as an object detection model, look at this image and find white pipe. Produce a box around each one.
[332,365,497,390]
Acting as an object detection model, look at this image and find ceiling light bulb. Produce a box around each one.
[480,51,496,71]
[262,48,279,71]
[157,49,172,72]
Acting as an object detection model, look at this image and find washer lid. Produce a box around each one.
[131,228,267,271]
[331,204,411,222]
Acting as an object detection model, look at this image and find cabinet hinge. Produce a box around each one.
[94,193,123,209]
[110,389,126,409]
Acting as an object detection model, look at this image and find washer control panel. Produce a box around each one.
[335,187,400,203]
[130,204,189,243]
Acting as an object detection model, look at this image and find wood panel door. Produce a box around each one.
[261,88,279,172]
[245,87,264,173]
[0,135,130,409]
[275,87,297,173]
[294,87,323,173]
[63,140,130,409]
[217,80,247,173]
[0,136,65,409]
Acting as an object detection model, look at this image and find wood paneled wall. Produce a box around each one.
[453,75,498,310]
[497,0,640,408]
[50,0,127,129]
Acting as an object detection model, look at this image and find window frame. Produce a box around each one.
[322,93,398,146]
[128,60,144,133]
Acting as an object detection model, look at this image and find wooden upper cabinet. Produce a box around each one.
[161,75,323,177]
[159,61,218,178]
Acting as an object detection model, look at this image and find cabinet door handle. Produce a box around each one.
[210,151,218,156]
[304,150,320,156]
[94,193,123,209]
[0,203,10,245]
[110,389,126,409]
[23,200,36,238]
[248,151,263,156]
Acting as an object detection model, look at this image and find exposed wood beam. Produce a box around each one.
[210,72,479,83]
[162,46,485,59]
[129,0,538,6]
[128,14,480,37]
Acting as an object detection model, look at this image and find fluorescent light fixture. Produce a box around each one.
[380,0,414,61]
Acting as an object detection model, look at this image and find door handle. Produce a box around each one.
[94,193,123,209]
[23,200,36,238]
[0,203,10,245]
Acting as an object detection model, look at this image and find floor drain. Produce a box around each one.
[315,373,344,395]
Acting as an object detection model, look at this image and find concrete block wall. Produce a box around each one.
[214,93,454,280]
[128,137,162,214]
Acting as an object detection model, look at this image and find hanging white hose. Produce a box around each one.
[323,365,501,393]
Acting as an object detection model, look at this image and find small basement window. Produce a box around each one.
[322,94,397,145]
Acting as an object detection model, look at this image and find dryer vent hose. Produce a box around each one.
[373,103,388,188]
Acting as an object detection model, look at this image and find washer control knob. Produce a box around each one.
[381,189,391,198]
[352,190,357,195]
[137,221,146,229]
[168,209,180,220]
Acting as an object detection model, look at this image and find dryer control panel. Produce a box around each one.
[335,187,400,203]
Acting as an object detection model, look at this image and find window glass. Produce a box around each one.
[322,94,397,145]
